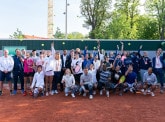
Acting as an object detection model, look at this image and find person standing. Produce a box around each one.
[152,48,165,93]
[12,49,24,95]
[0,50,14,95]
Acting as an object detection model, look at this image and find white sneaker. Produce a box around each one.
[143,90,147,95]
[106,91,109,97]
[65,93,68,96]
[93,91,96,95]
[141,89,144,93]
[46,92,49,96]
[100,90,103,95]
[130,88,133,93]
[89,95,93,99]
[54,90,58,94]
[50,91,54,95]
[71,93,75,98]
[147,89,151,93]
[151,92,155,97]
[83,93,86,97]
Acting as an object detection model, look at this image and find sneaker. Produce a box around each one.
[143,90,147,95]
[147,89,151,93]
[83,93,87,97]
[29,91,33,96]
[123,88,128,93]
[54,90,58,94]
[141,89,144,93]
[119,93,123,96]
[151,92,155,97]
[33,93,38,98]
[71,93,75,98]
[99,90,103,95]
[23,91,27,96]
[12,90,17,95]
[106,91,109,97]
[89,95,93,99]
[50,91,54,95]
[21,89,24,94]
[93,91,96,95]
[65,93,68,96]
[160,89,164,94]
[46,92,49,96]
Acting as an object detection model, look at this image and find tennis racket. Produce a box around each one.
[114,75,126,88]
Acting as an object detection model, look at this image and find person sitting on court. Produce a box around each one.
[123,65,137,94]
[98,64,111,97]
[80,67,94,99]
[61,68,76,98]
[110,65,124,96]
[142,67,158,96]
[30,65,44,98]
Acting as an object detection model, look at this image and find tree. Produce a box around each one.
[145,0,165,40]
[67,32,84,39]
[80,0,112,39]
[53,27,65,39]
[136,15,159,39]
[9,28,24,39]
[113,0,141,39]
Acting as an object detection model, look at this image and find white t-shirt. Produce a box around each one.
[71,58,83,74]
[62,74,75,87]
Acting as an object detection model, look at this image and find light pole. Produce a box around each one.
[63,0,69,39]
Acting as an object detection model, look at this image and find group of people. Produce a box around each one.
[0,42,164,99]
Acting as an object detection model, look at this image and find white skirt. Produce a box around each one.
[45,71,54,76]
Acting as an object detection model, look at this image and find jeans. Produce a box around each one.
[13,71,24,91]
[80,84,93,95]
[154,68,164,88]
[140,69,147,83]
[65,86,76,94]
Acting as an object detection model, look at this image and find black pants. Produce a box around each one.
[13,71,24,90]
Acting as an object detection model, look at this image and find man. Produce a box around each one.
[12,49,24,95]
[124,65,137,94]
[98,64,111,97]
[0,50,14,95]
[80,67,93,99]
[142,67,157,96]
[152,48,165,93]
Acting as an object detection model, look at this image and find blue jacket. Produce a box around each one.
[152,53,165,69]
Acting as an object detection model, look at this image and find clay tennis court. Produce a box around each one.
[0,88,165,122]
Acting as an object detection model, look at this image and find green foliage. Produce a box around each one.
[53,27,65,39]
[80,0,112,39]
[67,32,85,39]
[9,28,24,39]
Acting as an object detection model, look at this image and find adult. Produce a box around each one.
[0,50,14,95]
[12,49,24,95]
[152,48,165,93]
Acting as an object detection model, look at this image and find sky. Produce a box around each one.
[0,0,89,38]
[0,0,145,38]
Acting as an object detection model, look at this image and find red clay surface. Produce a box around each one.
[0,89,165,122]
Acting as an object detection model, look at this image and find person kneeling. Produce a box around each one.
[80,67,93,99]
[30,65,44,98]
[61,68,76,98]
[143,67,157,96]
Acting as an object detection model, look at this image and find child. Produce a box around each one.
[88,64,97,95]
[30,65,45,98]
[23,52,35,96]
[61,68,76,98]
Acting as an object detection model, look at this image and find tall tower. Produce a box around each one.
[47,0,54,38]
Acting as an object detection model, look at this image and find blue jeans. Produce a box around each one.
[154,68,164,88]
[80,84,93,95]
[65,86,76,94]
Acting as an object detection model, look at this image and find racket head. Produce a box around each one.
[118,75,126,83]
